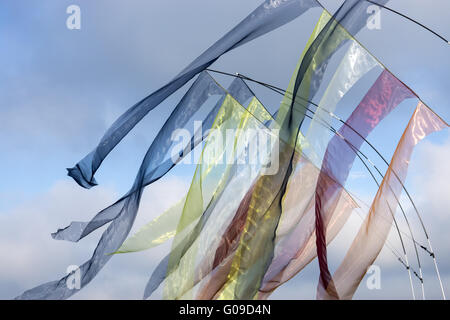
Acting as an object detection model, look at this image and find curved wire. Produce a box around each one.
[251,75,442,298]
[364,0,449,44]
[206,68,444,298]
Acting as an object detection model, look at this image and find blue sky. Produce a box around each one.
[0,0,449,299]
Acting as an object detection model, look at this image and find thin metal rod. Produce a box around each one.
[206,69,442,295]
[302,99,421,295]
[365,0,449,44]
[208,70,420,292]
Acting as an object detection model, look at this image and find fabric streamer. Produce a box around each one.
[53,72,231,242]
[163,95,274,299]
[67,0,319,189]
[255,18,379,299]
[115,99,274,255]
[189,0,382,300]
[16,73,260,299]
[17,0,448,301]
[315,69,415,298]
[319,102,448,300]
[144,95,276,299]
[18,0,321,300]
[120,0,400,302]
[194,10,331,299]
[208,0,391,300]
[254,1,425,300]
[257,155,359,299]
[127,7,328,299]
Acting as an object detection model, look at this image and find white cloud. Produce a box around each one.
[1,137,449,300]
[0,175,189,299]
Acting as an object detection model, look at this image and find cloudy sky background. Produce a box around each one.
[0,0,449,299]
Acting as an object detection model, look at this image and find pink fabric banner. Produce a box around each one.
[319,102,448,299]
[314,70,415,298]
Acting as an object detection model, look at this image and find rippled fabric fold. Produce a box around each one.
[52,72,241,243]
[16,0,449,301]
[115,98,274,255]
[191,2,383,300]
[256,155,358,299]
[193,11,329,300]
[67,0,319,189]
[213,0,392,300]
[143,96,275,299]
[303,40,378,165]
[253,0,424,300]
[16,73,258,300]
[254,39,378,299]
[319,103,448,300]
[208,10,332,300]
[315,69,415,299]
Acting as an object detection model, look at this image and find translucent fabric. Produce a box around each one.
[257,155,358,299]
[130,0,397,301]
[209,9,337,300]
[191,1,390,300]
[144,95,276,299]
[196,153,358,300]
[52,72,231,242]
[318,103,448,300]
[253,0,435,300]
[234,0,413,301]
[17,1,319,300]
[271,37,377,242]
[139,0,430,299]
[315,69,415,298]
[115,98,274,255]
[16,73,259,300]
[146,7,330,302]
[277,0,389,140]
[194,184,257,300]
[217,1,392,300]
[115,197,186,254]
[67,0,319,189]
[258,0,438,300]
[166,0,437,301]
[253,29,379,299]
[213,144,297,299]
[20,0,449,301]
[303,40,378,165]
